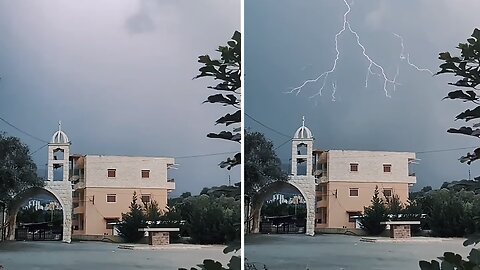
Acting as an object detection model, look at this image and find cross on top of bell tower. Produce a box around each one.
[51,120,70,144]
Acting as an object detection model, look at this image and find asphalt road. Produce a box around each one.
[245,234,472,270]
[0,241,231,270]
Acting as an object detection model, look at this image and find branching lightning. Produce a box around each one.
[288,0,433,100]
[393,33,434,76]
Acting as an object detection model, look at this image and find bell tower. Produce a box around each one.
[291,116,314,176]
[47,121,71,182]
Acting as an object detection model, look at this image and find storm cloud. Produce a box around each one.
[0,0,240,196]
[245,0,480,189]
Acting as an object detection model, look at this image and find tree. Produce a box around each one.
[244,130,287,198]
[117,192,146,243]
[144,200,163,224]
[182,30,241,270]
[0,133,43,205]
[419,28,480,269]
[385,194,404,218]
[195,31,241,170]
[438,28,480,165]
[359,186,387,236]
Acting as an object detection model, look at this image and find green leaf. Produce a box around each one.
[419,260,441,270]
[203,94,238,106]
[223,240,241,254]
[455,107,480,122]
[207,131,240,142]
[464,234,480,246]
[443,90,477,102]
[201,259,223,270]
[447,127,480,137]
[215,110,241,126]
[468,248,480,265]
[472,28,480,40]
[443,252,463,265]
[440,260,455,270]
[227,256,241,270]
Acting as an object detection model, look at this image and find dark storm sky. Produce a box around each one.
[245,0,480,189]
[0,0,240,196]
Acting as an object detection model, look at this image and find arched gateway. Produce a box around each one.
[251,118,316,236]
[7,122,72,243]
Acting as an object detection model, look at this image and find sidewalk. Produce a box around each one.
[118,243,227,250]
[359,236,465,243]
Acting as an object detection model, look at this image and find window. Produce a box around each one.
[383,188,393,197]
[141,194,151,204]
[316,207,327,224]
[107,169,116,178]
[316,185,327,201]
[383,164,392,173]
[106,194,116,203]
[105,218,119,229]
[349,188,359,197]
[348,212,362,223]
[141,170,150,178]
[350,163,358,172]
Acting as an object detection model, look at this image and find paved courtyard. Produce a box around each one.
[245,234,472,270]
[0,241,232,270]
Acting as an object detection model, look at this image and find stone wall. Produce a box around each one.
[45,181,72,243]
[391,225,411,239]
[150,232,170,245]
[290,177,316,236]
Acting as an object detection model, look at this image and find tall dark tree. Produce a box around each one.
[117,192,146,243]
[144,200,163,224]
[0,133,43,205]
[195,31,241,170]
[359,186,387,236]
[244,131,287,198]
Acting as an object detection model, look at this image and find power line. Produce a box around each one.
[0,116,49,143]
[245,113,291,138]
[275,138,293,151]
[174,151,238,159]
[31,143,49,155]
[416,146,478,154]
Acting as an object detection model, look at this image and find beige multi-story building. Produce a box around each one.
[313,150,416,230]
[70,155,175,236]
[284,118,417,234]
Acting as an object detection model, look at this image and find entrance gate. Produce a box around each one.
[15,222,62,241]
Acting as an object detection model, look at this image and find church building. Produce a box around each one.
[288,118,416,234]
[47,123,175,239]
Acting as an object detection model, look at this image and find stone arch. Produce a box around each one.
[250,179,315,236]
[6,183,72,243]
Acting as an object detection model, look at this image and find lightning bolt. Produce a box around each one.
[288,0,432,101]
[393,33,434,75]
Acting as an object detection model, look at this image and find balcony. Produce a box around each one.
[73,180,85,190]
[316,176,328,184]
[407,172,417,184]
[166,178,175,191]
[73,205,85,214]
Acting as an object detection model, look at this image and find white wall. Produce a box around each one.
[84,155,175,189]
[327,150,416,184]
